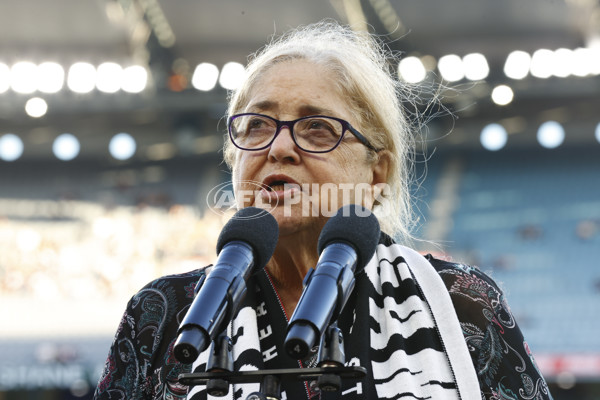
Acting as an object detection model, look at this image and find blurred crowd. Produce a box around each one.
[0,199,226,302]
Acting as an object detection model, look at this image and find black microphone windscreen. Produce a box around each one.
[317,205,380,271]
[216,207,279,269]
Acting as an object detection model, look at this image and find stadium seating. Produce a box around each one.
[431,147,600,353]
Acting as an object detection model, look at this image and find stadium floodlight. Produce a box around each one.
[530,49,553,79]
[192,63,219,91]
[480,123,508,151]
[437,54,464,82]
[53,133,80,161]
[25,97,48,118]
[219,62,245,90]
[0,133,24,161]
[504,50,531,80]
[109,132,136,160]
[68,62,97,93]
[537,121,565,149]
[121,65,147,93]
[491,85,514,106]
[398,56,427,83]
[463,53,489,81]
[97,62,123,93]
[37,62,65,93]
[571,48,594,77]
[591,47,600,75]
[11,61,38,94]
[552,48,573,78]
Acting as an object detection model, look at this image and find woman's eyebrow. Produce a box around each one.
[245,102,337,117]
[298,104,337,117]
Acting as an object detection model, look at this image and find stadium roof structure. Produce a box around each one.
[0,0,599,161]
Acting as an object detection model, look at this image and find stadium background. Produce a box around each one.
[1,0,599,399]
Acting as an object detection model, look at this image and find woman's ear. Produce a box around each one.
[365,150,391,208]
[371,150,391,187]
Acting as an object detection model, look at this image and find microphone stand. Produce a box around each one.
[178,322,366,400]
[203,331,233,397]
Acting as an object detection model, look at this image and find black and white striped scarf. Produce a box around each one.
[187,240,480,400]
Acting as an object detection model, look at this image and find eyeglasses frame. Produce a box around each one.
[227,112,380,153]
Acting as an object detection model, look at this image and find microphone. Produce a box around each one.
[174,207,279,364]
[284,204,380,359]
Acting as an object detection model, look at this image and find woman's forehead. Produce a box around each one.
[242,60,353,119]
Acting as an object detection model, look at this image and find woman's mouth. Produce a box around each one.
[259,177,301,202]
[266,180,289,192]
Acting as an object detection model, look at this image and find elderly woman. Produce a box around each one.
[94,22,553,400]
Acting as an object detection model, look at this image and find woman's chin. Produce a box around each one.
[267,206,319,235]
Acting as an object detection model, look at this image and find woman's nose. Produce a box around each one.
[267,126,301,163]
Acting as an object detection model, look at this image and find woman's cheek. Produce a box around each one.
[231,167,250,209]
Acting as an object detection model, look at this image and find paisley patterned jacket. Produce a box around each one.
[93,233,553,400]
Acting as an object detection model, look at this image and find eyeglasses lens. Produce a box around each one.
[231,115,343,152]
